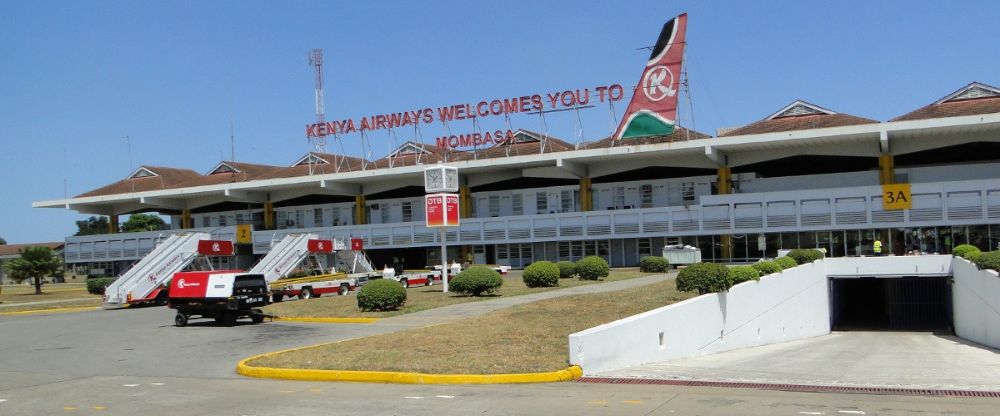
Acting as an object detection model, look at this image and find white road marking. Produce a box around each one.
[799,412,826,415]
[404,396,425,399]
[151,383,165,386]
[837,411,865,415]
[436,395,454,399]
[122,384,140,387]
[0,399,7,403]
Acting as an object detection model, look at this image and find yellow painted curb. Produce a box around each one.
[271,316,379,324]
[0,306,101,316]
[236,345,582,384]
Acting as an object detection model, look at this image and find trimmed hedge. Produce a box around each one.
[356,279,407,311]
[973,250,1000,272]
[86,277,116,295]
[575,256,610,280]
[728,265,761,285]
[953,244,981,259]
[556,261,577,279]
[774,256,798,270]
[786,249,824,265]
[751,260,782,276]
[640,256,670,273]
[676,262,730,295]
[965,251,983,264]
[522,261,560,288]
[451,266,504,295]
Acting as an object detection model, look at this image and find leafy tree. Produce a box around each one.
[0,237,6,244]
[75,216,111,236]
[5,246,63,294]
[120,213,166,233]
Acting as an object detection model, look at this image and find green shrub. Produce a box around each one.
[965,251,983,264]
[751,260,782,276]
[774,256,798,270]
[639,256,670,273]
[676,262,730,295]
[451,266,504,295]
[973,250,1000,272]
[728,265,761,285]
[556,261,577,279]
[786,249,824,264]
[522,261,560,288]
[953,244,981,259]
[575,256,610,280]
[86,277,116,295]
[356,279,407,311]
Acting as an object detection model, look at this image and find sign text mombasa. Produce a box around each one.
[305,84,626,149]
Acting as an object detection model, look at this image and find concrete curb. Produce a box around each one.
[0,306,100,316]
[271,316,378,324]
[236,346,582,384]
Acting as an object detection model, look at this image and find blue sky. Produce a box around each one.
[2,1,998,243]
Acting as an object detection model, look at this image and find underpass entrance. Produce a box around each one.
[830,276,952,331]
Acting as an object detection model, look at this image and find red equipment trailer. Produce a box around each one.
[168,270,269,327]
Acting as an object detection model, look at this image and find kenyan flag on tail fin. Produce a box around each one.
[614,13,688,141]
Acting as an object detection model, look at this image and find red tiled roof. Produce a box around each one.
[579,126,710,149]
[76,166,202,198]
[891,97,1000,122]
[0,242,64,257]
[719,112,877,137]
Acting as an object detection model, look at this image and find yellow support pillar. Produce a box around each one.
[717,167,732,259]
[263,202,274,230]
[354,194,367,225]
[579,177,592,211]
[879,154,895,185]
[108,215,119,234]
[459,185,471,218]
[181,209,192,229]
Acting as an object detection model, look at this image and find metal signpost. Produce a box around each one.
[424,166,459,292]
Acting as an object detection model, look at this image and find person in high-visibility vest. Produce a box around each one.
[873,239,883,256]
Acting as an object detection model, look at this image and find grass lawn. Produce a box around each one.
[249,278,695,374]
[0,282,99,304]
[262,268,654,319]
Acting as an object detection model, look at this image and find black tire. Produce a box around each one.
[271,293,284,303]
[425,276,432,286]
[251,310,265,324]
[339,284,350,296]
[174,313,188,327]
[300,288,313,300]
[155,291,169,306]
[222,311,238,327]
[214,314,225,324]
[399,278,408,288]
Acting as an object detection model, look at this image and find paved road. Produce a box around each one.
[2,274,997,415]
[599,331,1000,391]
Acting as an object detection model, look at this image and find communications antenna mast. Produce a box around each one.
[308,48,327,154]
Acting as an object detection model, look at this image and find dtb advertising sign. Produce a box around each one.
[425,193,460,228]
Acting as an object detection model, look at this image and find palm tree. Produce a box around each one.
[5,246,62,294]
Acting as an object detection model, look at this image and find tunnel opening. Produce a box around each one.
[830,276,952,332]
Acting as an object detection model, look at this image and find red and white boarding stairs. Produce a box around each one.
[248,233,377,283]
[102,232,234,309]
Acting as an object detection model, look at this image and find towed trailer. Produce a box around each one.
[169,271,269,327]
[269,272,375,301]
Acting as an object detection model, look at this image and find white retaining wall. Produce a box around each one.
[568,260,830,374]
[952,258,1000,349]
[823,255,953,277]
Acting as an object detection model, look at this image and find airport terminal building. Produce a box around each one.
[34,81,1000,274]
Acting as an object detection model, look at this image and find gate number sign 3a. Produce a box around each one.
[882,183,912,210]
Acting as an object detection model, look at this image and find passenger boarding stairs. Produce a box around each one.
[103,232,209,308]
[248,233,316,283]
[337,248,375,274]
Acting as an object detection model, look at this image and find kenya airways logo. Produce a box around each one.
[211,242,221,253]
[643,65,676,101]
[176,278,201,289]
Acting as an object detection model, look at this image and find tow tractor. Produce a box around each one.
[168,271,269,327]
